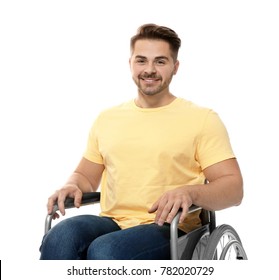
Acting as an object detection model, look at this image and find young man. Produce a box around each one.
[40,23,243,260]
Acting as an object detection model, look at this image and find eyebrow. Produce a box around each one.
[135,55,170,61]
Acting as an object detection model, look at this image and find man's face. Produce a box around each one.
[129,39,179,96]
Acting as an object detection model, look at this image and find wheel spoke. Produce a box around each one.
[202,224,248,260]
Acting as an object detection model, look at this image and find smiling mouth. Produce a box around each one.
[143,78,158,83]
[140,76,161,83]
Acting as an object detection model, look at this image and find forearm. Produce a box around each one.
[187,174,243,211]
[64,171,97,193]
[47,158,103,215]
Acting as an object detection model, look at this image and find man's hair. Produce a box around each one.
[130,23,181,61]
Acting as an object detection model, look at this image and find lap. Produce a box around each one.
[46,215,121,242]
[87,223,172,260]
[41,215,174,260]
[40,215,120,260]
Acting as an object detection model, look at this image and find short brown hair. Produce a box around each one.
[130,23,181,61]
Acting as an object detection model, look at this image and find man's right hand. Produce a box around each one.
[47,184,83,219]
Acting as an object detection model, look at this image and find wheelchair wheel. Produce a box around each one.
[191,232,209,260]
[202,224,248,260]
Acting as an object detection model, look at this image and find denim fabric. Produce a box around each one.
[40,215,172,260]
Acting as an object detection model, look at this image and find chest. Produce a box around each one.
[97,112,202,162]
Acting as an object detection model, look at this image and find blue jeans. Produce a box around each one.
[39,215,173,260]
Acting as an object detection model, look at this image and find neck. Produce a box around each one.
[135,92,176,108]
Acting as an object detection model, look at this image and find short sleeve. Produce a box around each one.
[196,110,235,170]
[83,116,104,164]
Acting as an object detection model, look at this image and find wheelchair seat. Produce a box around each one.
[44,192,247,260]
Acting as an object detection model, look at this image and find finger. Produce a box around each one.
[74,190,83,208]
[156,202,173,226]
[179,204,189,223]
[47,193,58,214]
[152,199,166,224]
[52,212,60,220]
[165,202,181,224]
[57,192,67,216]
[148,200,159,213]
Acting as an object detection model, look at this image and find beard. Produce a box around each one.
[139,83,165,96]
[134,74,173,96]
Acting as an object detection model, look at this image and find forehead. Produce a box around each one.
[131,39,172,58]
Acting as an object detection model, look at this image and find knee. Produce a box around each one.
[87,236,123,260]
[40,229,65,259]
[42,219,76,244]
[40,219,80,260]
[41,223,60,245]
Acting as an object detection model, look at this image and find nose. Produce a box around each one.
[144,62,156,75]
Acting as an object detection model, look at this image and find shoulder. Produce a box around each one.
[175,98,215,117]
[175,98,227,133]
[91,100,134,128]
[98,100,134,115]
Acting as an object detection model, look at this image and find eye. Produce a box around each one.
[135,58,146,64]
[155,59,166,65]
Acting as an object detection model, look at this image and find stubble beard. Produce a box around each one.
[135,75,170,96]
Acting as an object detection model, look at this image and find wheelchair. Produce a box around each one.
[45,192,248,260]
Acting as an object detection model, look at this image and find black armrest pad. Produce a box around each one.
[64,192,101,209]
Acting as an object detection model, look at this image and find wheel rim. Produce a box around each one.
[219,240,248,260]
[211,230,247,260]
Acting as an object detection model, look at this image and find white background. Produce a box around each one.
[1,0,278,278]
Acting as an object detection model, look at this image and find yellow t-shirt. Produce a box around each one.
[83,98,235,231]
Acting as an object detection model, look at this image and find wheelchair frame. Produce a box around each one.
[44,192,247,260]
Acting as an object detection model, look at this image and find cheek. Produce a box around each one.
[131,67,142,78]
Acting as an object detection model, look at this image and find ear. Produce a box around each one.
[173,60,179,75]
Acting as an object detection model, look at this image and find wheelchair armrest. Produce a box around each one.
[170,205,202,260]
[64,192,101,209]
[44,192,101,234]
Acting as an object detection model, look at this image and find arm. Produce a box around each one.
[149,158,243,226]
[47,157,105,218]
